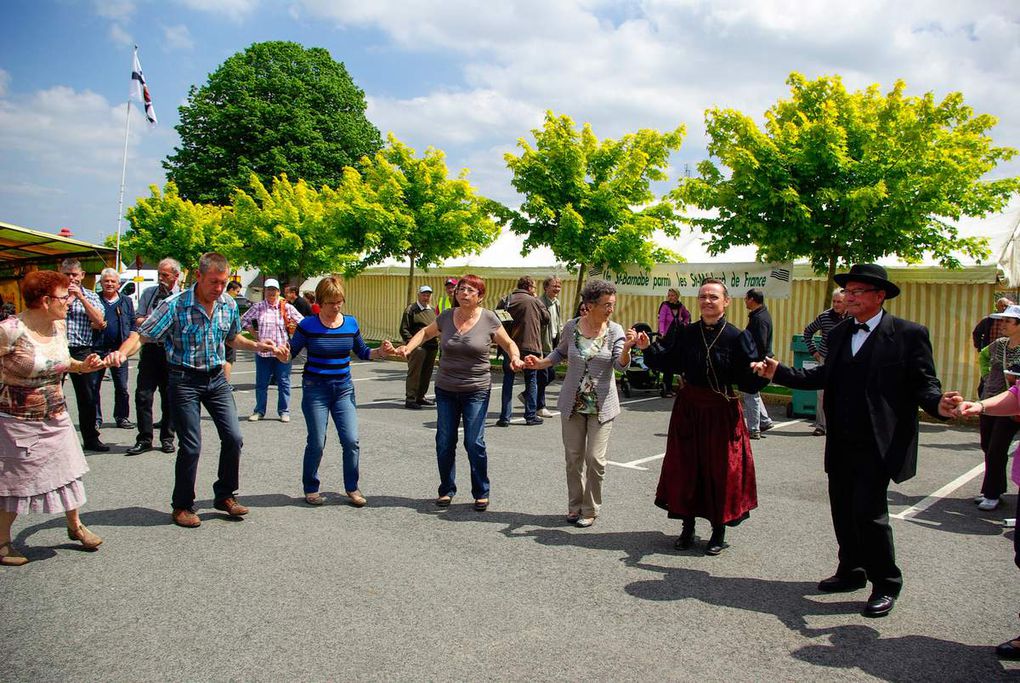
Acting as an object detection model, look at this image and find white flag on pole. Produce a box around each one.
[131,46,157,125]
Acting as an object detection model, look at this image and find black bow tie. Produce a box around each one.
[852,322,870,333]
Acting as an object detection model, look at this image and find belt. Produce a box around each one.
[169,364,223,377]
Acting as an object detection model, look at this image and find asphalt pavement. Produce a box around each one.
[3,354,1019,681]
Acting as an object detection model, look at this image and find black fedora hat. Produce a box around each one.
[833,263,900,299]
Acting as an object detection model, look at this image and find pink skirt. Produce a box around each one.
[0,477,86,513]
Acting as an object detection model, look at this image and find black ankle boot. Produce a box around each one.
[674,518,695,550]
[705,525,726,555]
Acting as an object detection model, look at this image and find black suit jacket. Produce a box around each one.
[773,312,944,483]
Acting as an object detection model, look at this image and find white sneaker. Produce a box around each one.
[537,408,554,418]
[248,413,261,422]
[280,414,290,423]
[978,497,1001,511]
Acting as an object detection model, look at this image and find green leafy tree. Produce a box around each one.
[675,73,1020,286]
[121,182,232,275]
[164,40,383,205]
[223,173,361,284]
[340,134,502,302]
[505,111,686,301]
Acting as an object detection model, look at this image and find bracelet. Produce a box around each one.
[977,400,985,413]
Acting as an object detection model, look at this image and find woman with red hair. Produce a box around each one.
[388,274,524,511]
[0,270,105,566]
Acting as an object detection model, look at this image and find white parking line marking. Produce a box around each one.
[891,463,985,520]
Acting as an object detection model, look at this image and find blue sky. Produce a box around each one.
[1,1,1018,259]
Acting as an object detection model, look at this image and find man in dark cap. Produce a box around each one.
[753,264,958,618]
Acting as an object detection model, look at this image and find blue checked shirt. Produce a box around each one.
[65,288,103,347]
[138,286,240,371]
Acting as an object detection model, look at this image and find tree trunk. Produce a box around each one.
[406,255,417,304]
[574,263,588,317]
[826,247,840,304]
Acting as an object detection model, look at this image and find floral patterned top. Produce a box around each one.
[573,324,606,416]
[0,316,71,420]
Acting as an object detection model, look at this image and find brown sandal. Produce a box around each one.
[305,493,324,506]
[0,541,28,566]
[67,523,103,550]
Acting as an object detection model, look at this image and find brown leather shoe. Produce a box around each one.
[213,497,249,517]
[172,508,201,528]
[67,523,103,550]
[346,490,367,508]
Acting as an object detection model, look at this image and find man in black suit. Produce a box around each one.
[753,264,958,617]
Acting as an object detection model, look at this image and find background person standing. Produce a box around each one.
[400,285,438,410]
[59,258,109,452]
[743,288,774,439]
[498,276,549,427]
[657,288,691,398]
[536,276,563,418]
[241,278,303,422]
[802,288,847,436]
[128,258,180,456]
[286,285,313,317]
[92,268,136,430]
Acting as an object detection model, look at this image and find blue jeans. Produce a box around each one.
[499,354,538,421]
[435,386,490,499]
[91,353,130,424]
[742,392,773,432]
[301,375,360,494]
[254,354,292,417]
[168,367,242,510]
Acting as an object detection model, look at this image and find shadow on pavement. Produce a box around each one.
[890,490,1012,537]
[792,624,1014,680]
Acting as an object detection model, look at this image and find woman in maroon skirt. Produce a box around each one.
[635,278,768,555]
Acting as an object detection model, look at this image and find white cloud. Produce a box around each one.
[162,24,194,51]
[176,0,258,21]
[93,0,135,21]
[108,22,134,47]
[0,69,9,98]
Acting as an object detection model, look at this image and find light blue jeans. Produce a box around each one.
[742,392,773,432]
[301,375,360,494]
[254,354,292,417]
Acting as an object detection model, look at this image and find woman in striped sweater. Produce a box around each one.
[283,277,387,507]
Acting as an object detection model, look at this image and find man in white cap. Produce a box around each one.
[400,285,438,409]
[240,277,303,421]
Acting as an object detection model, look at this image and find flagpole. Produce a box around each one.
[114,99,132,271]
[114,48,136,272]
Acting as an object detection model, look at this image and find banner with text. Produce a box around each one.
[595,262,794,299]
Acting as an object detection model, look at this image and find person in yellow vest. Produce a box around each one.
[435,277,458,314]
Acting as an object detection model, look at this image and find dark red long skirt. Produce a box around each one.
[654,383,758,526]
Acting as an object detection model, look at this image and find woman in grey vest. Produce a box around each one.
[526,279,635,528]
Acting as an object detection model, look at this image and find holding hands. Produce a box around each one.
[81,353,106,373]
[104,349,127,368]
[509,356,525,372]
[750,357,779,380]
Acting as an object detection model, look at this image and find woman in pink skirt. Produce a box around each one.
[0,270,106,566]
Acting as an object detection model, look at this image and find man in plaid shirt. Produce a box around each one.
[106,253,286,528]
[60,258,109,452]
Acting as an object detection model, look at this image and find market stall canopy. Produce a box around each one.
[0,220,116,277]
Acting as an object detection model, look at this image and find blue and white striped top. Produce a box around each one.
[289,314,372,381]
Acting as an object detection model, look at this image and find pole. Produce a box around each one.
[114,97,132,272]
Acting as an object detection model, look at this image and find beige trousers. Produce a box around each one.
[561,413,615,518]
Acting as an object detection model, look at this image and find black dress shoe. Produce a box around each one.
[862,593,896,618]
[117,419,135,429]
[404,400,422,410]
[125,442,153,456]
[417,398,436,406]
[996,636,1020,660]
[83,441,110,453]
[495,419,510,427]
[817,573,868,593]
[704,540,727,556]
[160,439,176,454]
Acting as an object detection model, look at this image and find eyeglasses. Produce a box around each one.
[456,285,479,294]
[49,293,73,302]
[842,288,880,297]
